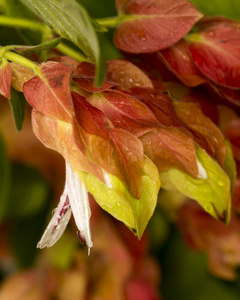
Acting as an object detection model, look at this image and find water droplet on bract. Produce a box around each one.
[182,55,189,61]
[218,180,225,187]
[22,75,29,82]
[208,31,215,37]
[205,204,212,213]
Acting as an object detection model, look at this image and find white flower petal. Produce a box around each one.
[65,162,93,254]
[37,193,71,249]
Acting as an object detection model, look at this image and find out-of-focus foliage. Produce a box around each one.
[190,0,240,20]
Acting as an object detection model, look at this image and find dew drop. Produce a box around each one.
[208,31,215,37]
[218,180,225,187]
[205,204,212,213]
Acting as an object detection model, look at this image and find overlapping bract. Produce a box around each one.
[20,56,233,224]
[156,16,240,107]
[114,0,203,53]
[22,60,160,237]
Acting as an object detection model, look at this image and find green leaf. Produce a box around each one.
[9,88,26,131]
[13,37,62,53]
[190,0,240,20]
[19,0,107,85]
[0,133,10,223]
[160,146,231,223]
[77,156,160,238]
[224,140,237,195]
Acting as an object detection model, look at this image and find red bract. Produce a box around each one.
[129,88,183,128]
[88,90,160,136]
[158,38,205,87]
[114,0,203,53]
[210,82,240,108]
[139,126,198,178]
[173,102,226,166]
[0,60,12,99]
[178,86,219,125]
[73,62,116,92]
[188,17,240,89]
[23,62,73,122]
[107,59,154,90]
[32,109,104,181]
[10,62,34,92]
[72,91,144,199]
[88,86,198,177]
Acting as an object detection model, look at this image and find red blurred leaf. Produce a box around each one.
[232,171,240,212]
[23,62,73,122]
[73,62,116,92]
[114,0,203,53]
[125,279,159,300]
[87,90,160,136]
[179,201,240,281]
[72,92,144,199]
[225,119,240,161]
[188,18,240,88]
[107,59,153,90]
[140,126,198,178]
[32,109,104,181]
[0,60,12,99]
[158,38,205,87]
[173,102,226,166]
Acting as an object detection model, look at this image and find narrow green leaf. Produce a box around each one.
[224,140,237,195]
[13,37,62,53]
[77,156,160,239]
[9,88,26,131]
[0,133,10,223]
[160,146,231,223]
[190,0,240,20]
[19,0,106,85]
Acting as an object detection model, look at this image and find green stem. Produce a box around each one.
[0,15,47,32]
[56,42,90,62]
[95,15,132,28]
[3,51,39,72]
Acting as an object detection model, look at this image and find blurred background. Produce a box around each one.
[0,0,240,299]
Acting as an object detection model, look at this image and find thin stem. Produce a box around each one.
[56,42,90,62]
[0,15,47,32]
[3,51,39,72]
[96,15,132,28]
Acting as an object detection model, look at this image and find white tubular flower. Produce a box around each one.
[37,162,93,255]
